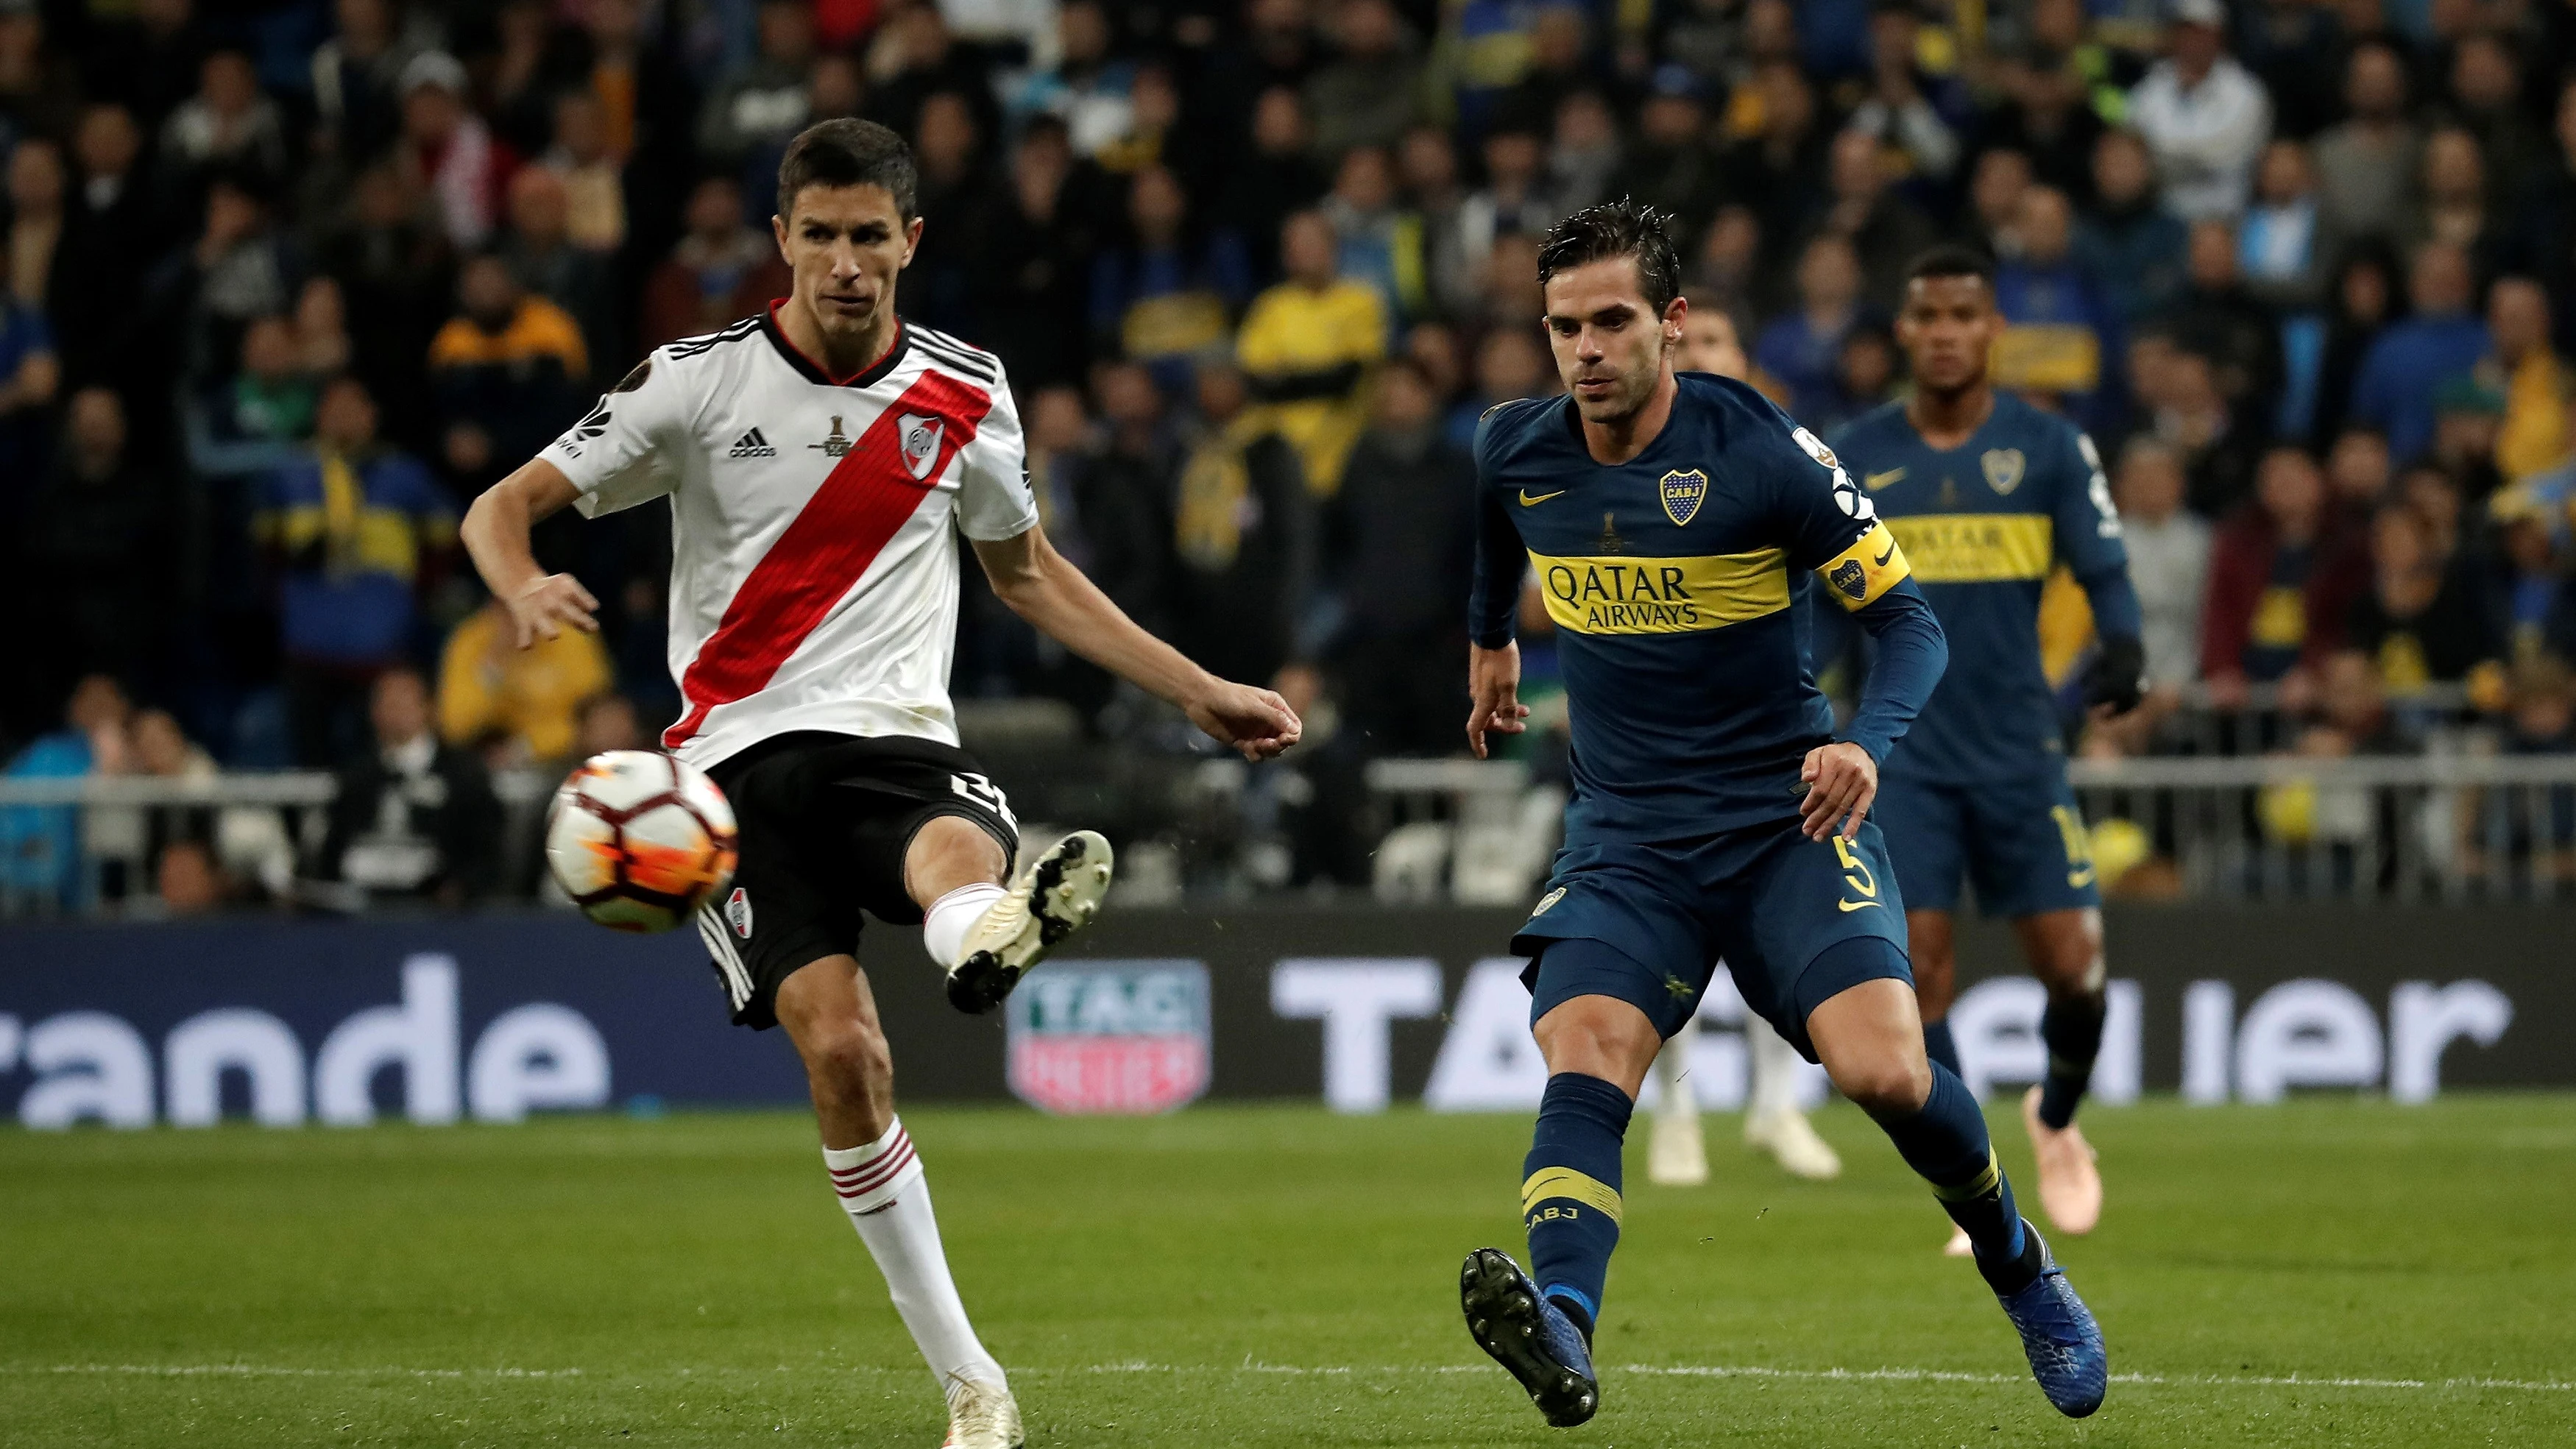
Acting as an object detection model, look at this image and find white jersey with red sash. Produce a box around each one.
[545,307,1034,769]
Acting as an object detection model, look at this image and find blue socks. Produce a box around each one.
[1926,991,2103,1130]
[2037,990,2106,1130]
[1867,1062,2040,1294]
[1522,1071,1632,1338]
[1922,1016,1962,1078]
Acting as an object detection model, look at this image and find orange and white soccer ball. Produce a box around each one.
[547,751,740,932]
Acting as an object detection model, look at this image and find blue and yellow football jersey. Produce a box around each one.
[1469,374,1948,843]
[1827,394,2142,783]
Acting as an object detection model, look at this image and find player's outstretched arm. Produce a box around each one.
[461,458,600,648]
[971,525,1301,761]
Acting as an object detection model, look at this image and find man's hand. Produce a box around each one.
[1465,641,1529,759]
[1185,679,1302,760]
[1798,740,1878,841]
[2083,635,2146,718]
[504,573,599,648]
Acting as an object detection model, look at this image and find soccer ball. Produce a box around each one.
[547,751,740,932]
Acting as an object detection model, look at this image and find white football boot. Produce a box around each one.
[1744,1106,1842,1180]
[941,1379,1025,1449]
[1647,1109,1710,1186]
[944,830,1115,1014]
[1646,1032,1709,1185]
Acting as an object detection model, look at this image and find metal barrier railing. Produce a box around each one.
[2066,751,2576,904]
[4,749,2574,914]
[0,768,559,918]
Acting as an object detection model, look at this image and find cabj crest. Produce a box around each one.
[1829,559,1867,600]
[1660,469,1709,526]
[1982,447,2025,495]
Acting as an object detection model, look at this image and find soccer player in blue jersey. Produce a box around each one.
[1455,201,2106,1428]
[1643,295,1844,1188]
[1830,248,2145,1255]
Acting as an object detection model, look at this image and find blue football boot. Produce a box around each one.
[1992,1222,2107,1417]
[1459,1247,1599,1427]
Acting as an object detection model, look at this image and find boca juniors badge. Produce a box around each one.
[1659,468,1709,527]
[1006,960,1211,1115]
[1830,559,1868,600]
[1982,447,2026,495]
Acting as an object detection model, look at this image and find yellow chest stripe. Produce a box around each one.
[1526,548,1788,635]
[1883,513,2053,583]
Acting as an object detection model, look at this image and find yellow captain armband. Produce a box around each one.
[1814,521,1911,612]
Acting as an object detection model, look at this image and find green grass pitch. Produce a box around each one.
[3,1097,2570,1447]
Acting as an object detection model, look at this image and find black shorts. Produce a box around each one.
[694,731,1019,1030]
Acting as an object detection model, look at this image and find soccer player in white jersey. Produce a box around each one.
[1643,297,1843,1186]
[459,119,1300,1449]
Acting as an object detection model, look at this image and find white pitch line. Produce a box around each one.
[12,1363,2570,1394]
[13,1365,589,1379]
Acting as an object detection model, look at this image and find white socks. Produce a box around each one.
[824,1118,1006,1406]
[1653,1017,1700,1126]
[921,882,1007,968]
[1746,1014,1804,1118]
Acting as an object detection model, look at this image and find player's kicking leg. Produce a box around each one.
[1807,970,2108,1419]
[775,955,1022,1448]
[917,824,1116,1015]
[2011,907,2108,1236]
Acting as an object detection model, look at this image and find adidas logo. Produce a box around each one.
[727,427,777,459]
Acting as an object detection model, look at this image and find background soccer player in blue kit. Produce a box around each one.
[1830,249,2146,1256]
[1454,200,2106,1429]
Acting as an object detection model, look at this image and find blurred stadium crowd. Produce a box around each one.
[8,0,2576,911]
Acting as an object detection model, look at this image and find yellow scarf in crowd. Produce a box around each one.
[1175,419,1267,572]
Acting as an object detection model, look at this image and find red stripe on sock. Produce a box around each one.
[664,374,994,748]
[833,1142,916,1197]
[828,1130,911,1182]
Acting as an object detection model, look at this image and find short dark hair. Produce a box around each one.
[776,117,919,222]
[1536,196,1682,312]
[1903,244,1997,291]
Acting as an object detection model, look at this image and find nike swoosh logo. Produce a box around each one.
[1863,469,1906,490]
[1873,541,1896,567]
[1519,489,1566,506]
[1837,899,1884,913]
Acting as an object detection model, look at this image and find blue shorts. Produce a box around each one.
[1513,816,1913,1060]
[1875,766,2103,919]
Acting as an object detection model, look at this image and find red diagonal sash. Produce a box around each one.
[664,371,994,748]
